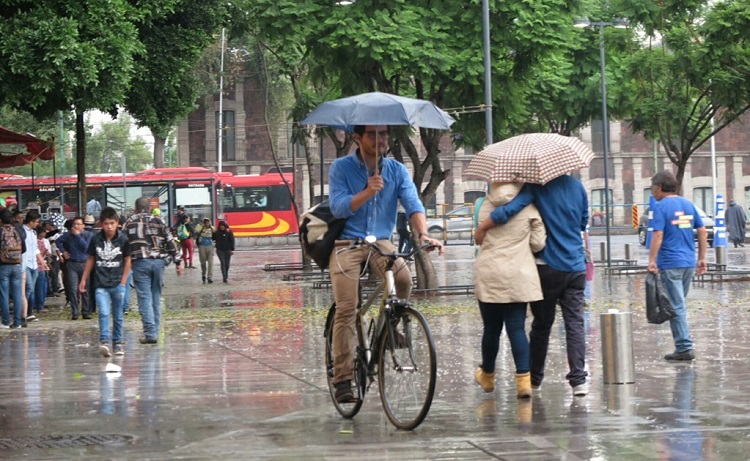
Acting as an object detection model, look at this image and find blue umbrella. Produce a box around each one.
[300,92,455,130]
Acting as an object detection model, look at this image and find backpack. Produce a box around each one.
[0,224,22,264]
[299,201,347,270]
[177,223,190,240]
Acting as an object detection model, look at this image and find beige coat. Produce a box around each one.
[474,182,546,303]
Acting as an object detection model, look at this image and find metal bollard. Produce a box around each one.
[600,310,635,384]
[624,243,631,261]
[599,241,607,262]
[715,246,726,268]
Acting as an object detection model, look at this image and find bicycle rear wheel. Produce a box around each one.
[325,305,364,418]
[378,306,436,430]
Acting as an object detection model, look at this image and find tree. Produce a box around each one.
[83,114,152,174]
[248,0,582,286]
[0,107,75,177]
[0,1,177,208]
[617,0,750,185]
[123,0,234,168]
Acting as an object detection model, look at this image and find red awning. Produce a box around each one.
[0,126,56,168]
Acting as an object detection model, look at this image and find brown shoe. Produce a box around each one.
[515,372,532,399]
[474,367,495,393]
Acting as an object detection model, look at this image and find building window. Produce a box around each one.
[591,188,612,227]
[693,187,712,216]
[215,110,235,161]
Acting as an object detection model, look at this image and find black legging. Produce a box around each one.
[216,249,232,281]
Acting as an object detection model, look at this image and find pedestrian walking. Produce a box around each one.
[124,197,183,345]
[0,208,25,329]
[648,171,707,361]
[177,215,195,268]
[725,199,746,248]
[22,210,49,322]
[194,218,215,284]
[34,227,51,313]
[87,197,102,219]
[396,208,411,253]
[472,182,546,399]
[43,221,63,296]
[213,220,235,283]
[476,174,590,396]
[79,207,131,357]
[56,217,93,320]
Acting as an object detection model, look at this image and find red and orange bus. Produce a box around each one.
[0,167,298,237]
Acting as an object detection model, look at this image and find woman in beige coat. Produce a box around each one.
[473,182,546,398]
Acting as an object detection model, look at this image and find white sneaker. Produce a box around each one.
[531,383,541,391]
[572,383,589,396]
[0,324,9,329]
[99,343,111,358]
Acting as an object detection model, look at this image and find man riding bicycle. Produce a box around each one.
[328,124,443,403]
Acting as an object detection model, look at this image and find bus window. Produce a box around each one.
[225,186,290,212]
[174,185,212,222]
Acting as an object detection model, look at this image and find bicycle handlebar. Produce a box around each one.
[344,238,437,262]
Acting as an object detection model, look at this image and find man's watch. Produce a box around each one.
[419,232,430,239]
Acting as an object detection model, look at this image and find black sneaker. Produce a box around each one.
[113,343,124,356]
[334,380,354,403]
[208,279,213,284]
[139,337,158,345]
[99,343,111,358]
[665,350,695,361]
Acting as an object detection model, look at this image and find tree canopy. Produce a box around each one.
[617,0,750,184]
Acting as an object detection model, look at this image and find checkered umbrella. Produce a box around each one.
[462,133,596,185]
[48,212,66,229]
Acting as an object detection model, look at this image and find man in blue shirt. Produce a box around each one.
[475,174,589,396]
[328,124,443,403]
[56,216,93,320]
[648,171,707,361]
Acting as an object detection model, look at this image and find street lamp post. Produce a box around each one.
[575,18,628,268]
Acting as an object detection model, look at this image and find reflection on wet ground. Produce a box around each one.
[0,238,749,459]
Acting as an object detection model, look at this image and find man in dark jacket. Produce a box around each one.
[725,200,746,247]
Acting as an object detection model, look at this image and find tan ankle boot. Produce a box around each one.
[474,367,495,393]
[516,372,532,398]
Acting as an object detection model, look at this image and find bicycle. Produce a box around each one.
[323,236,437,430]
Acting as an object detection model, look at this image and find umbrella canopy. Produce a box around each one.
[300,92,455,130]
[462,133,595,185]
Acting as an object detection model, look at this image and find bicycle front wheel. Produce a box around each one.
[378,306,437,430]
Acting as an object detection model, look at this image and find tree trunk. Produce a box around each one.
[76,110,87,214]
[153,134,166,168]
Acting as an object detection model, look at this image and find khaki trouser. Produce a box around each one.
[198,245,214,280]
[330,239,412,384]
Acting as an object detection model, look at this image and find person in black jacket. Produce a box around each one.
[213,220,235,283]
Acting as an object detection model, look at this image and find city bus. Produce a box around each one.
[0,167,298,237]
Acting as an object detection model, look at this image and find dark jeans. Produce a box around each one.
[529,265,587,387]
[65,261,90,317]
[478,300,529,374]
[48,258,61,294]
[216,249,232,281]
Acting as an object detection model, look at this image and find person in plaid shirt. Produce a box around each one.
[124,197,183,345]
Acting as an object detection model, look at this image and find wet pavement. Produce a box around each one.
[1,235,750,459]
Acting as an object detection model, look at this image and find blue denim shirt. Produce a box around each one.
[489,175,588,273]
[56,230,92,263]
[329,150,425,240]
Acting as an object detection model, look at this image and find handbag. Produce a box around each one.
[645,272,676,324]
